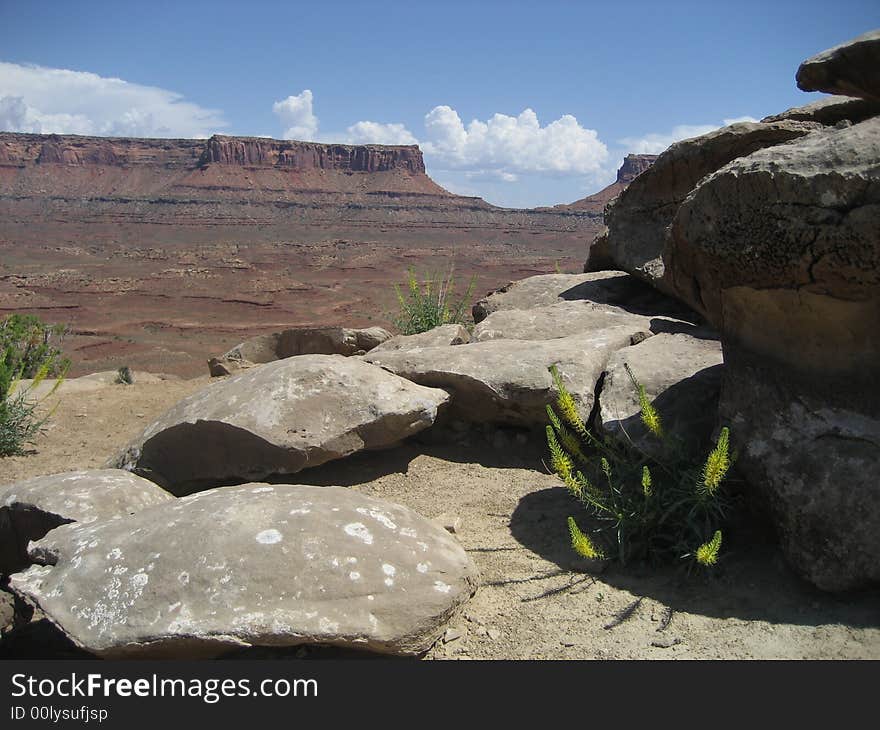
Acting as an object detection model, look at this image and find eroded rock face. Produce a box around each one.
[796,29,880,102]
[10,484,478,658]
[370,324,470,353]
[665,116,880,591]
[208,326,392,376]
[472,272,687,323]
[365,326,651,426]
[761,95,880,126]
[598,330,723,458]
[603,120,820,292]
[0,470,173,575]
[109,355,449,494]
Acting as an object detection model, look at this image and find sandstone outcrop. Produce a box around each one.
[601,120,820,291]
[10,484,478,658]
[109,355,449,494]
[0,470,173,575]
[472,271,690,323]
[365,325,652,427]
[208,326,391,376]
[796,29,880,101]
[370,324,470,353]
[664,114,880,590]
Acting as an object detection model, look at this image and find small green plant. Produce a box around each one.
[545,363,733,568]
[0,314,68,457]
[393,268,476,335]
[0,314,70,378]
[115,366,133,385]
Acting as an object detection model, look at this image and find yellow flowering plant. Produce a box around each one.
[546,364,733,568]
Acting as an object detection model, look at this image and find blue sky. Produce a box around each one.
[1,0,877,207]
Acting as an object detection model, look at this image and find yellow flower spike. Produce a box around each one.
[641,465,652,497]
[624,363,663,439]
[695,530,722,566]
[700,427,731,496]
[546,426,574,485]
[567,517,604,560]
[549,365,588,438]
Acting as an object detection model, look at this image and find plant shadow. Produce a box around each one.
[508,486,880,629]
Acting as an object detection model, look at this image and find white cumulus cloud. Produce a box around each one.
[273,90,319,141]
[0,62,226,137]
[421,105,608,177]
[343,120,418,145]
[619,116,760,154]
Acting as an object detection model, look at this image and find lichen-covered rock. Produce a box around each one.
[0,470,173,575]
[10,484,478,658]
[598,330,723,458]
[208,326,392,376]
[109,355,449,495]
[796,29,880,102]
[365,326,652,426]
[603,120,820,293]
[371,324,470,353]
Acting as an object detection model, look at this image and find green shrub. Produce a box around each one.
[393,268,476,335]
[0,314,68,457]
[0,314,70,379]
[115,366,133,385]
[545,363,733,568]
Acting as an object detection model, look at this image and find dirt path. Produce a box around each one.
[2,376,878,659]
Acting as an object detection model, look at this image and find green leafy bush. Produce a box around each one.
[393,268,476,335]
[545,363,732,568]
[0,314,70,379]
[0,314,68,457]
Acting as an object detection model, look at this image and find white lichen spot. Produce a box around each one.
[178,571,190,585]
[417,562,429,573]
[289,507,311,515]
[252,486,274,493]
[399,527,417,538]
[131,573,148,589]
[256,529,283,545]
[343,522,373,545]
[382,563,396,577]
[384,578,394,587]
[434,580,451,593]
[349,571,361,581]
[367,595,375,601]
[318,617,340,633]
[356,507,397,531]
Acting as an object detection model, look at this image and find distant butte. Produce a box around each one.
[558,154,658,213]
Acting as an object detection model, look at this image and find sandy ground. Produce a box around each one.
[1,375,879,660]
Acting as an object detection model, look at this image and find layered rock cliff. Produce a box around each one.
[558,154,658,213]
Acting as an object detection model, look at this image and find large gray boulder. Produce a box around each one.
[598,330,724,458]
[371,324,470,353]
[0,470,173,575]
[603,120,820,293]
[209,326,392,376]
[472,300,663,342]
[761,95,880,126]
[365,325,652,426]
[796,29,880,102]
[665,116,880,591]
[109,355,449,494]
[472,272,687,322]
[10,484,478,658]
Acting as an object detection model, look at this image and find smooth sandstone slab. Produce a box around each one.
[109,355,449,494]
[11,484,478,658]
[365,326,652,426]
[796,29,880,101]
[371,324,470,352]
[0,470,173,575]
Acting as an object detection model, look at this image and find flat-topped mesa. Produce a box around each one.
[198,135,427,173]
[616,154,659,185]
